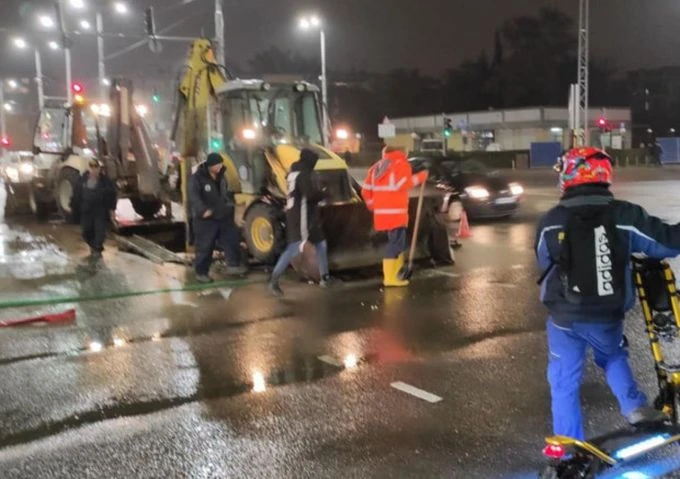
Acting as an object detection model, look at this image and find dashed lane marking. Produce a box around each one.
[390,381,443,403]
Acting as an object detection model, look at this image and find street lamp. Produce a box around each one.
[63,1,130,98]
[113,2,128,15]
[38,14,56,29]
[48,40,60,51]
[13,38,27,49]
[298,14,329,146]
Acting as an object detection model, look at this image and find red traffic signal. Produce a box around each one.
[71,82,84,94]
[597,117,607,127]
[0,136,11,147]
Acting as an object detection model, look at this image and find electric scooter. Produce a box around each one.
[538,258,680,479]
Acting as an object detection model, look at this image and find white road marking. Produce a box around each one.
[390,381,443,403]
[219,288,233,300]
[317,355,343,367]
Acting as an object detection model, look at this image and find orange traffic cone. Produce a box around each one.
[456,209,472,239]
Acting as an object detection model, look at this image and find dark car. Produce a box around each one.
[409,156,524,219]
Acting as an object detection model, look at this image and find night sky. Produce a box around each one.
[1,0,679,88]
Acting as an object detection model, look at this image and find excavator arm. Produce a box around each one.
[171,38,229,160]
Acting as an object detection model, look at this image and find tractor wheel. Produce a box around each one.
[131,198,163,220]
[243,203,285,264]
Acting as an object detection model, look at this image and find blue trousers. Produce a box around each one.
[193,217,242,275]
[547,319,647,440]
[271,240,329,279]
[385,227,407,259]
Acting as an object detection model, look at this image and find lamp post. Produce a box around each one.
[12,37,50,110]
[298,14,329,146]
[61,0,130,100]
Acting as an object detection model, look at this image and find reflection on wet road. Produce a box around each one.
[2,172,680,478]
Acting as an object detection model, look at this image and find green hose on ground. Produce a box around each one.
[0,278,266,310]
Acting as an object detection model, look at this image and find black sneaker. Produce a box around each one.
[268,280,284,297]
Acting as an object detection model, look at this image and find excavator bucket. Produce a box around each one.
[291,191,454,280]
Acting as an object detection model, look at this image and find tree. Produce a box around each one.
[248,46,316,77]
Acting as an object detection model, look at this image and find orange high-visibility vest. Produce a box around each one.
[361,151,427,231]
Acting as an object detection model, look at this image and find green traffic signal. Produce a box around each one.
[152,94,160,103]
[444,128,452,137]
[210,139,222,150]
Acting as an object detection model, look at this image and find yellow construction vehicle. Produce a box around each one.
[173,39,453,274]
[30,80,171,223]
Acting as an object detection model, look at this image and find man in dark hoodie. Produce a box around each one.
[71,159,117,262]
[536,146,680,441]
[268,148,330,296]
[189,152,247,283]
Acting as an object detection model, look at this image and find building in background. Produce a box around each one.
[385,107,632,153]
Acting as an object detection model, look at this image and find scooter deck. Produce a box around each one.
[547,424,680,466]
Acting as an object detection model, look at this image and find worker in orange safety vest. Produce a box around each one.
[361,147,428,287]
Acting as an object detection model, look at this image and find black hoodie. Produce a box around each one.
[285,149,327,243]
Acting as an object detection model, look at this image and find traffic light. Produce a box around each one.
[72,82,84,94]
[144,7,156,37]
[210,137,222,150]
[1,136,11,148]
[597,117,611,132]
[152,90,160,104]
[443,117,453,137]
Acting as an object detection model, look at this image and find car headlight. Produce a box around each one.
[464,186,490,199]
[20,162,34,175]
[509,182,524,196]
[6,166,19,183]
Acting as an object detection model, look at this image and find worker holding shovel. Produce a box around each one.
[361,147,428,287]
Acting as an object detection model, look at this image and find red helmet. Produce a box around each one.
[557,147,613,192]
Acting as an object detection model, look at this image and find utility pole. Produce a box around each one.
[320,28,329,146]
[0,83,6,141]
[576,0,589,146]
[96,12,106,100]
[55,0,73,104]
[214,0,225,67]
[34,49,45,110]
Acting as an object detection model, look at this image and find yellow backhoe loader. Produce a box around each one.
[172,39,453,276]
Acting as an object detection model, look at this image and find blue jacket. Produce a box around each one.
[535,185,680,326]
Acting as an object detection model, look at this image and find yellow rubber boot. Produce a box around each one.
[382,257,409,287]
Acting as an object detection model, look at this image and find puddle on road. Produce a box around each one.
[0,229,74,280]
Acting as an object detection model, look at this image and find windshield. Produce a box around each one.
[293,92,323,145]
[221,92,266,148]
[35,108,67,153]
[73,108,101,154]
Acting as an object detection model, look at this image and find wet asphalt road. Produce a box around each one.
[2,169,680,478]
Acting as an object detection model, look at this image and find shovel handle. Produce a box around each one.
[407,180,426,269]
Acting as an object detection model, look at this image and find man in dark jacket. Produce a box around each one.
[189,152,247,283]
[71,159,117,262]
[268,148,329,296]
[536,146,680,440]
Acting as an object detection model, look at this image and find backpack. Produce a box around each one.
[557,204,627,307]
